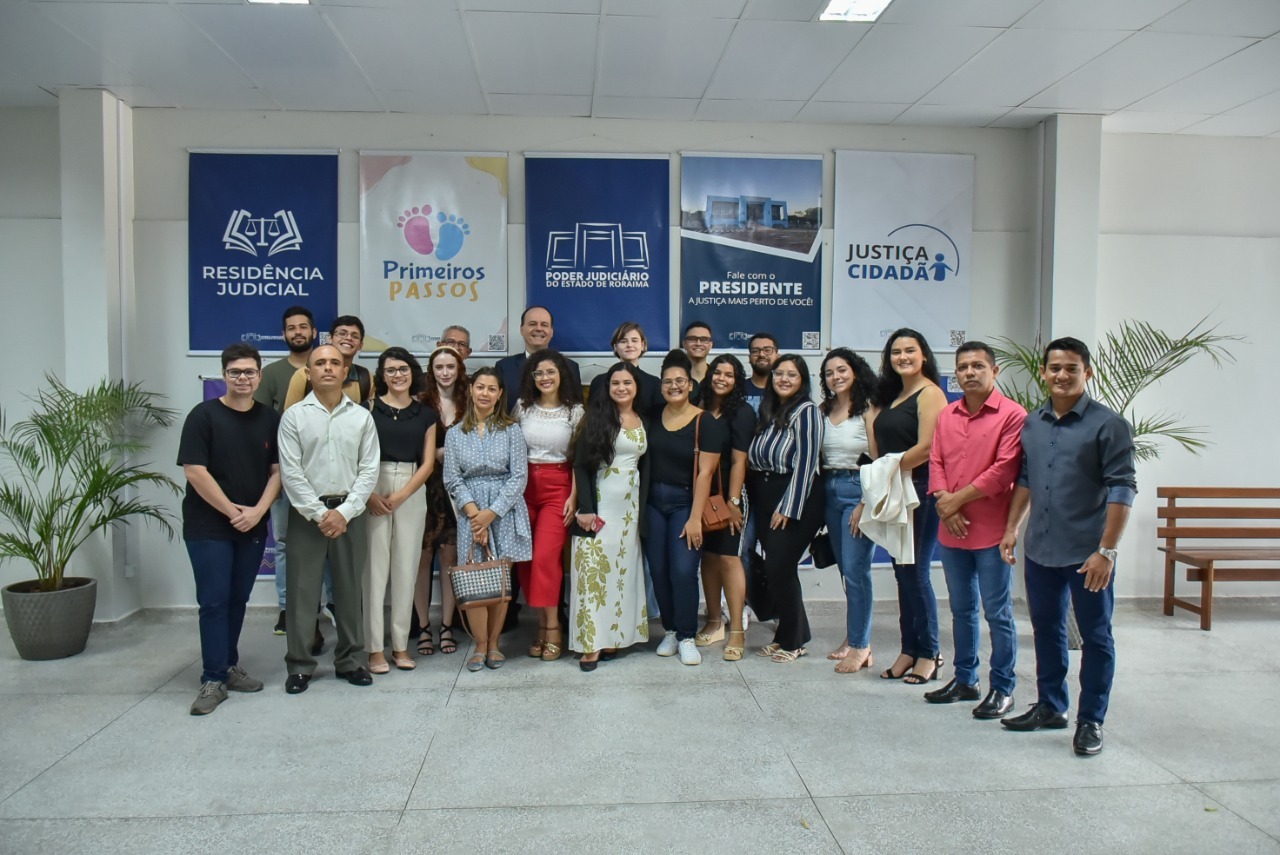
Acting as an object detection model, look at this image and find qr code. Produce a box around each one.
[802,331,819,350]
[949,329,967,347]
[487,333,506,352]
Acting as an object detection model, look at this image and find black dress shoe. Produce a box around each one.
[1001,702,1069,731]
[924,678,981,704]
[1073,721,1104,756]
[284,673,311,694]
[336,667,373,686]
[973,689,1014,720]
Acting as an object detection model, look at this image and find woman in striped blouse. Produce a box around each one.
[746,353,825,662]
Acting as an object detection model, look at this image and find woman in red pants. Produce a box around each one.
[512,349,585,661]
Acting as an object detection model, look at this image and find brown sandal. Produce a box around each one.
[529,625,546,659]
[834,647,873,674]
[541,626,563,661]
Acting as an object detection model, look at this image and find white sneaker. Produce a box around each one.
[678,638,702,666]
[656,631,679,656]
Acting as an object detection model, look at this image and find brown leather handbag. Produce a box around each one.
[448,543,513,610]
[695,414,733,533]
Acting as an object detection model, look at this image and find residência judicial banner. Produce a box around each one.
[188,152,338,355]
[680,154,823,351]
[832,150,974,351]
[359,152,509,356]
[525,155,670,354]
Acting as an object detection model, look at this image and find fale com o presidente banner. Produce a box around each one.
[188,152,338,355]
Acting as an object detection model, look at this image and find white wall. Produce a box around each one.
[1098,133,1280,599]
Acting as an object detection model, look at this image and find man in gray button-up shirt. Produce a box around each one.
[999,337,1136,757]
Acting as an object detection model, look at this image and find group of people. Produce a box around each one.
[178,304,1136,757]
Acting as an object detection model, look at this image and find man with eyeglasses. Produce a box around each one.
[177,343,280,715]
[438,325,473,363]
[254,306,316,636]
[745,332,779,413]
[495,306,582,412]
[283,315,374,410]
[682,320,713,404]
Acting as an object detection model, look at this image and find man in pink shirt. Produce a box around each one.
[924,341,1027,718]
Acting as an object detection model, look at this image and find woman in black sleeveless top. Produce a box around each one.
[867,328,948,685]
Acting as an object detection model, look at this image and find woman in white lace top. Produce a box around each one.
[512,349,585,662]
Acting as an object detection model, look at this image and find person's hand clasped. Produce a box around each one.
[367,493,393,517]
[1078,551,1114,592]
[934,490,965,520]
[942,513,970,539]
[318,509,348,539]
[228,504,263,533]
[574,512,597,531]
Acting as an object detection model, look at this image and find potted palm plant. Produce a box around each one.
[0,377,181,660]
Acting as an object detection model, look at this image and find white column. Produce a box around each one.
[1038,114,1103,341]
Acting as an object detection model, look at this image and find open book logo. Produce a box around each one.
[222,210,303,257]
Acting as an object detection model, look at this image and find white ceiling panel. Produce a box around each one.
[922,27,1129,107]
[1178,113,1280,136]
[0,3,130,86]
[488,93,592,116]
[38,2,252,88]
[988,105,1103,127]
[603,0,746,18]
[0,86,58,107]
[793,100,908,123]
[893,103,1011,125]
[1129,38,1280,114]
[379,88,487,115]
[461,0,600,12]
[325,6,483,100]
[1223,87,1280,119]
[705,21,862,101]
[1026,32,1254,111]
[1015,0,1187,31]
[98,84,172,109]
[597,15,736,98]
[1102,111,1209,133]
[266,78,383,112]
[743,0,825,22]
[466,11,599,95]
[696,98,804,121]
[167,86,282,112]
[878,0,1043,28]
[1149,0,1280,38]
[592,95,699,119]
[814,24,999,104]
[182,5,364,76]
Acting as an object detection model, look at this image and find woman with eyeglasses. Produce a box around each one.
[444,367,532,672]
[747,353,825,663]
[694,353,755,661]
[512,349,584,662]
[818,347,880,674]
[570,362,651,671]
[867,328,948,685]
[643,350,724,666]
[588,321,664,419]
[363,348,438,674]
[410,345,467,657]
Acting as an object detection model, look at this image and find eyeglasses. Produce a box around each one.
[383,366,412,377]
[772,370,801,381]
[660,378,690,388]
[684,336,712,345]
[331,330,362,341]
[532,369,559,379]
[749,346,777,356]
[439,338,469,350]
[224,369,260,380]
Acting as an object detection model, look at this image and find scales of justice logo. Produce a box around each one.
[222,209,303,257]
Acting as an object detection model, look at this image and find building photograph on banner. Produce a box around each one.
[680,154,822,351]
[832,150,973,352]
[187,152,338,355]
[359,152,509,356]
[524,155,669,354]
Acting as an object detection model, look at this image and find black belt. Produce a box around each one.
[319,494,348,509]
[824,467,859,474]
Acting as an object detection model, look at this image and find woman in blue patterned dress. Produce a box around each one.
[443,367,533,672]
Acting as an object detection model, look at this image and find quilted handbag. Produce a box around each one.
[448,544,513,609]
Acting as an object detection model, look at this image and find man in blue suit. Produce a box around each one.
[495,306,582,412]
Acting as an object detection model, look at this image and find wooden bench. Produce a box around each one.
[1159,486,1280,630]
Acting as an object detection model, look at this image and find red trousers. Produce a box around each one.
[518,462,572,608]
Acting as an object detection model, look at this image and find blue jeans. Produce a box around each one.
[186,538,266,684]
[1025,556,1116,724]
[941,545,1017,693]
[644,482,703,640]
[270,493,333,610]
[824,470,876,648]
[892,481,940,659]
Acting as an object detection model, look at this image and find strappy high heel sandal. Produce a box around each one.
[723,629,746,661]
[541,626,563,662]
[529,624,546,658]
[903,655,943,685]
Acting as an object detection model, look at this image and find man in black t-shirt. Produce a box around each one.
[177,343,281,716]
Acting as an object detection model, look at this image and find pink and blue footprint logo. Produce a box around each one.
[396,204,472,261]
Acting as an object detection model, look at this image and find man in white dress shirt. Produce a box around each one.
[278,345,380,693]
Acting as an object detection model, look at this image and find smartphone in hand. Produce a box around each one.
[591,517,606,533]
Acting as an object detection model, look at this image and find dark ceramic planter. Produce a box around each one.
[2,577,97,660]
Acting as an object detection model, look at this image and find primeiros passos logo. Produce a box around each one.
[383,204,486,303]
[222,209,303,257]
[844,223,960,283]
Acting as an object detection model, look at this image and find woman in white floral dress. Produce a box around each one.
[570,363,650,671]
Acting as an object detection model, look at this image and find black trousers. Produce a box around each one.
[747,470,825,651]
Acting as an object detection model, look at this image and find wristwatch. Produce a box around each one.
[729,497,742,507]
[1097,547,1118,563]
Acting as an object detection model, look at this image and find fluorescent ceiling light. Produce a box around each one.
[245,0,310,5]
[820,0,894,22]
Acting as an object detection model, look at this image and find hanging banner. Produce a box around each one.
[832,150,973,352]
[188,152,338,355]
[202,378,276,577]
[680,153,822,351]
[525,155,670,354]
[359,152,509,356]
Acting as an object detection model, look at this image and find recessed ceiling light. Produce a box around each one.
[819,0,894,22]
[245,0,310,5]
